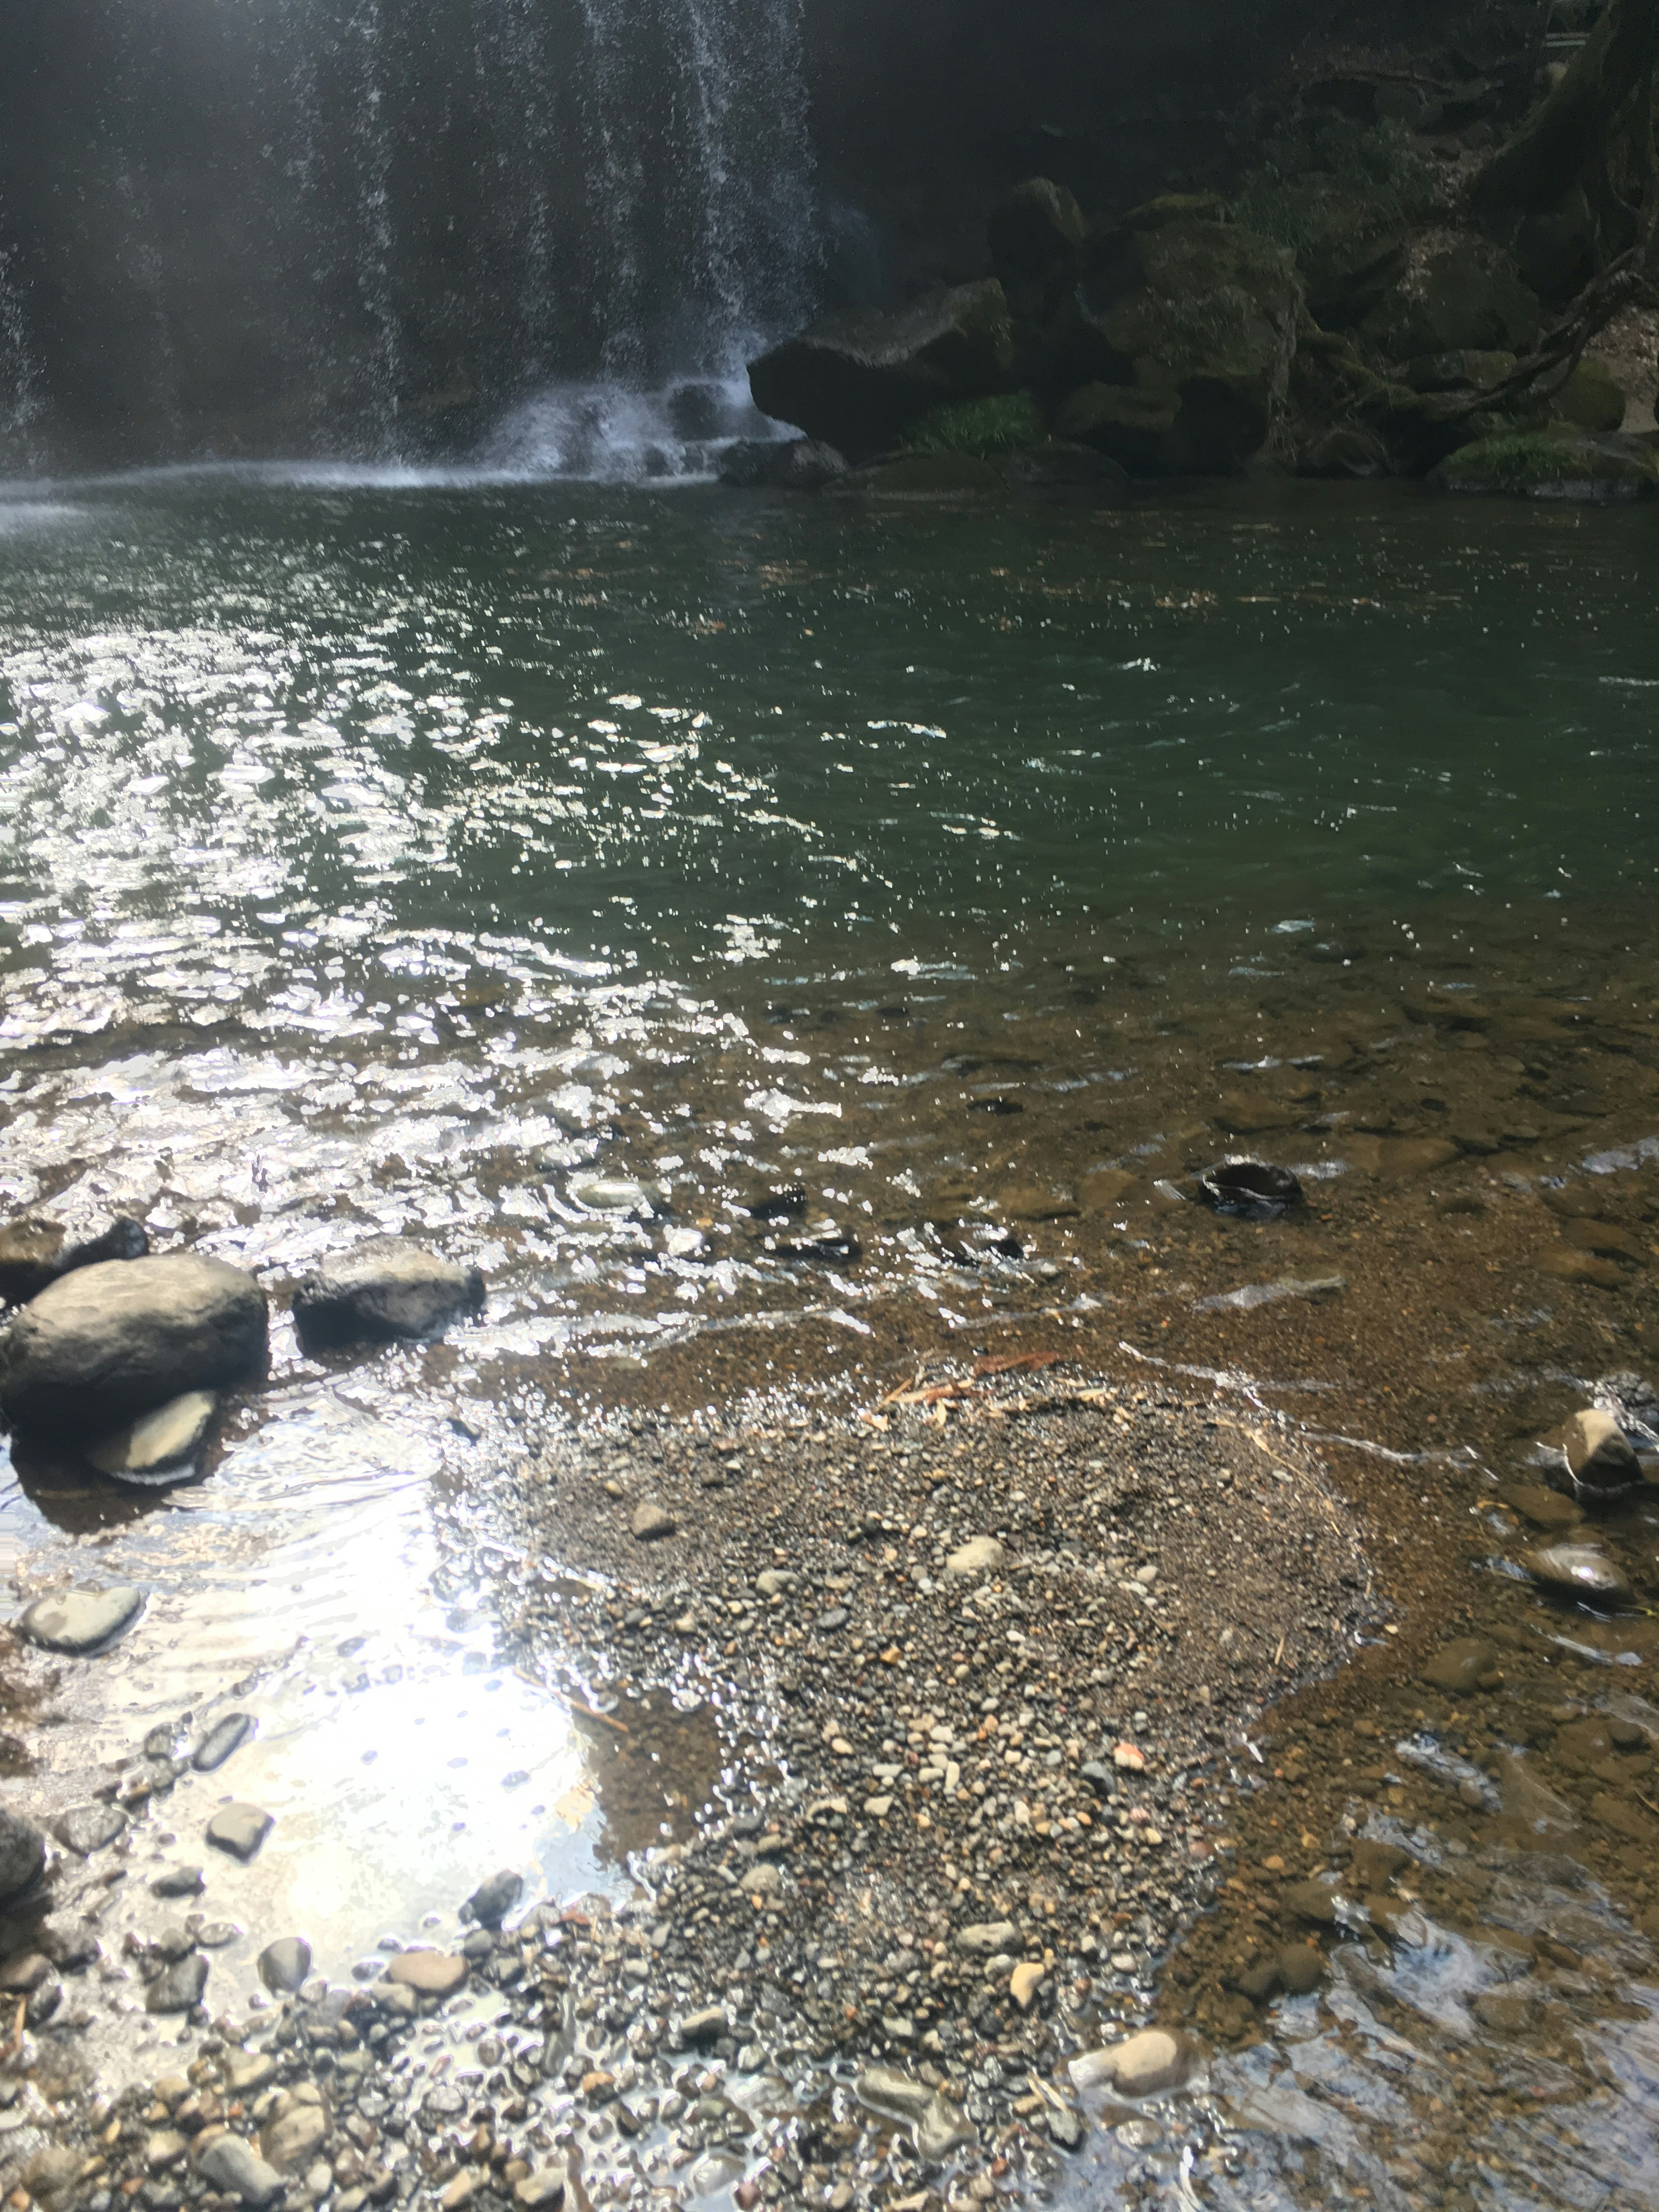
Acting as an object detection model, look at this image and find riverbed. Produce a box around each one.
[0,467,1657,2211]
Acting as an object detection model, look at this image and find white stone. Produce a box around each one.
[17,1585,144,1655]
[89,1390,216,1478]
[944,1537,1005,1579]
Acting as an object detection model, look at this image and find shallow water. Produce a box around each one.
[0,467,1657,2197]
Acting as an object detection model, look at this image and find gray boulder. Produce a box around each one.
[0,1254,267,1443]
[719,437,847,489]
[749,282,1014,457]
[292,1236,484,1350]
[0,1808,44,1900]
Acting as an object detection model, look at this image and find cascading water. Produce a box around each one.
[0,0,818,477]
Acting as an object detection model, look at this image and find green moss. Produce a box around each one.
[1236,118,1448,325]
[901,391,1046,456]
[1430,427,1659,499]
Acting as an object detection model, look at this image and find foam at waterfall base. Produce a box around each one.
[474,374,788,482]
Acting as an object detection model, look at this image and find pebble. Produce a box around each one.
[943,1536,1004,1578]
[1559,1407,1640,1493]
[87,1389,217,1480]
[261,2102,329,2171]
[1102,2027,1192,2098]
[51,1801,128,1856]
[1277,1943,1326,1995]
[1009,1960,1044,2010]
[145,1951,207,2013]
[151,1864,206,1898]
[257,1936,312,1993]
[512,2172,566,2212]
[464,1868,523,1926]
[1521,1545,1633,1607]
[1419,1637,1499,1693]
[197,2136,285,2208]
[207,1803,273,1861]
[1281,1878,1340,1924]
[630,1503,677,1541]
[192,1711,253,1773]
[679,2005,727,2045]
[384,1949,468,1995]
[1500,1483,1583,1530]
[958,1920,1020,1953]
[17,1584,145,1655]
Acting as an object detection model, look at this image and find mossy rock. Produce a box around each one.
[1062,219,1302,474]
[1121,193,1232,231]
[1295,423,1391,478]
[1239,175,1409,325]
[846,453,1009,496]
[901,391,1046,458]
[1405,350,1517,394]
[1361,234,1541,360]
[1551,357,1625,434]
[1430,428,1659,500]
[749,282,1015,457]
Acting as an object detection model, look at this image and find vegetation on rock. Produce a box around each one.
[901,392,1046,457]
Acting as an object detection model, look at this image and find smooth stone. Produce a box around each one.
[1281,1878,1340,1924]
[1540,1247,1623,1289]
[291,1236,485,1350]
[1009,1961,1044,2010]
[38,1914,100,1969]
[512,2171,566,2212]
[1277,1943,1326,1996]
[916,2092,976,2159]
[1500,1483,1583,1530]
[206,1803,273,1861]
[223,2052,278,2095]
[1079,1168,1139,1212]
[257,1936,312,1994]
[51,1801,128,1856]
[197,2136,285,2208]
[144,2131,187,2173]
[87,1389,217,1480]
[1563,1217,1648,1262]
[17,1584,145,1655]
[1046,2105,1084,2151]
[1560,1407,1640,1492]
[262,2103,328,2171]
[1103,2027,1193,2098]
[151,1864,206,1897]
[385,1949,468,1995]
[738,1861,781,1895]
[855,2064,932,2119]
[464,1868,522,1927]
[679,2005,727,2045]
[944,1536,1005,1579]
[957,1920,1020,1953]
[1419,1637,1499,1693]
[0,1809,45,1901]
[630,1503,677,1541]
[996,1184,1080,1221]
[0,1253,267,1443]
[193,1712,253,1773]
[146,1951,208,2013]
[1348,1839,1411,1888]
[1521,1544,1632,1607]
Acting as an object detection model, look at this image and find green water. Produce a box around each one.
[1,474,1653,1022]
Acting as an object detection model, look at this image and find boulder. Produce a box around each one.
[1240,175,1411,325]
[1404,350,1517,394]
[748,282,1015,457]
[1360,234,1541,360]
[1003,440,1131,495]
[1430,428,1659,500]
[0,1214,148,1308]
[291,1237,484,1351]
[1057,214,1302,474]
[989,178,1087,315]
[718,437,848,489]
[0,1254,267,1443]
[1551,356,1625,433]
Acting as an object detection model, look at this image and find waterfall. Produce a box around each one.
[0,245,44,472]
[0,0,820,475]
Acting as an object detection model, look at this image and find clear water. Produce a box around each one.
[1,469,1658,2199]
